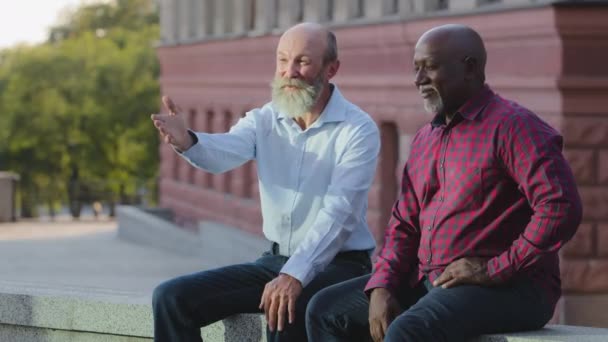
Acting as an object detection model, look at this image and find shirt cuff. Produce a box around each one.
[364,274,398,298]
[175,130,199,153]
[280,259,316,288]
[487,256,515,283]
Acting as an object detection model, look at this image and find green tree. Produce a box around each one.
[0,0,160,218]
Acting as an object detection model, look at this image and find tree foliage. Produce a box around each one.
[0,0,159,217]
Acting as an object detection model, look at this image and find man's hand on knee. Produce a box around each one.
[433,257,497,288]
[259,273,303,332]
[369,288,402,342]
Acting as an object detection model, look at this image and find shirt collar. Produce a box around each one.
[275,84,347,124]
[431,84,495,128]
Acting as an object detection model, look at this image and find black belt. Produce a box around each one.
[270,242,371,265]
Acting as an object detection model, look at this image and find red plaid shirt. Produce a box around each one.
[365,86,582,307]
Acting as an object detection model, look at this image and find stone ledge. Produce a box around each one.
[0,280,607,342]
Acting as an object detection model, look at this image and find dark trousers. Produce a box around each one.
[152,245,371,342]
[306,274,554,342]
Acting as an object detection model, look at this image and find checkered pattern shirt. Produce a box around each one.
[365,85,582,307]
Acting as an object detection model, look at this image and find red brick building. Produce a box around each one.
[156,0,608,327]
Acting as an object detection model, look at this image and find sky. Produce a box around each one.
[0,0,94,49]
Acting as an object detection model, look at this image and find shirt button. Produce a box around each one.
[426,226,432,231]
[439,195,444,202]
[427,257,431,263]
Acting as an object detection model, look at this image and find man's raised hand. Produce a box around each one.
[150,96,194,152]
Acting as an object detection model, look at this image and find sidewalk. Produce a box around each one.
[0,216,214,295]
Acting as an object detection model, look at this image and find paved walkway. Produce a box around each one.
[0,216,212,295]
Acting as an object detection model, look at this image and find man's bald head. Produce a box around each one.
[413,24,488,119]
[279,23,337,65]
[416,24,487,82]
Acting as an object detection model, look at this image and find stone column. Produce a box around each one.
[176,0,191,41]
[199,0,214,36]
[231,0,254,34]
[377,0,412,16]
[278,0,303,29]
[191,0,209,38]
[447,0,478,11]
[411,0,442,13]
[212,0,224,35]
[303,0,330,22]
[254,0,278,34]
[364,0,384,19]
[159,0,176,44]
[213,0,234,35]
[501,0,533,5]
[333,0,362,23]
[190,0,201,38]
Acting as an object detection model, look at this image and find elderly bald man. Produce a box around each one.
[150,23,380,342]
[305,24,582,342]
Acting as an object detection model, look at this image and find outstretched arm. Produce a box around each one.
[151,95,257,174]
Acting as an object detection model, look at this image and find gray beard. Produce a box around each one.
[423,94,444,115]
[271,76,323,119]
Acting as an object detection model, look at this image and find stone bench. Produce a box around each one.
[0,280,606,342]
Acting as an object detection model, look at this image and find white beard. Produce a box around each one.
[271,75,323,119]
[423,93,444,115]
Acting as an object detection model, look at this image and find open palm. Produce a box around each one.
[150,96,193,151]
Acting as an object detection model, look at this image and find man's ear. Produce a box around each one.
[463,56,478,81]
[326,60,340,80]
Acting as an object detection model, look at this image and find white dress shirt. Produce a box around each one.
[180,85,380,286]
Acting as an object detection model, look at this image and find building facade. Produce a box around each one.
[156,0,608,327]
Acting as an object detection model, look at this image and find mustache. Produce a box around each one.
[419,86,438,93]
[275,78,311,89]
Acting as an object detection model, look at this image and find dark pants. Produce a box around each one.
[306,274,554,342]
[152,244,371,342]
